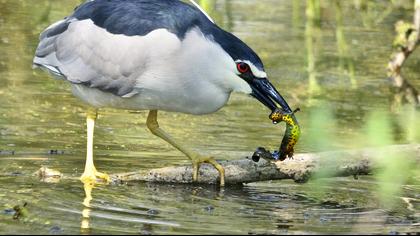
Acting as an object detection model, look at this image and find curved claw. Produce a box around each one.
[206,158,225,187]
[146,110,225,186]
[191,156,225,187]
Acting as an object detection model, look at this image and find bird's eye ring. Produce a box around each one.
[237,62,250,74]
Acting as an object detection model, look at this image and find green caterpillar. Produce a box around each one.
[269,108,301,161]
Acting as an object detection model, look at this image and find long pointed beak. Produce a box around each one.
[250,78,292,113]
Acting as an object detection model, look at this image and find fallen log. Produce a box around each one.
[109,144,420,185]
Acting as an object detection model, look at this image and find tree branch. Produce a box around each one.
[387,0,420,107]
[108,144,420,185]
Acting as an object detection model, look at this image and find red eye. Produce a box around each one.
[237,62,250,74]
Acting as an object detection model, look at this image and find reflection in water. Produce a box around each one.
[0,169,418,234]
[198,0,233,31]
[355,0,396,28]
[334,0,357,89]
[224,0,234,32]
[305,0,322,96]
[292,0,301,30]
[81,182,94,234]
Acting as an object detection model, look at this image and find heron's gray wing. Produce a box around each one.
[33,0,210,97]
[34,18,152,97]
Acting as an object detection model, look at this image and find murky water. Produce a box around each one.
[0,0,419,234]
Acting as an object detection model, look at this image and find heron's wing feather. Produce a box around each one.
[34,20,138,97]
[33,0,210,97]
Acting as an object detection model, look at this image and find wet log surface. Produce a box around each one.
[108,144,420,185]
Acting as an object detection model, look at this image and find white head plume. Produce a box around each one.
[188,0,215,23]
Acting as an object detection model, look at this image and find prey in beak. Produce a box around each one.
[242,72,301,162]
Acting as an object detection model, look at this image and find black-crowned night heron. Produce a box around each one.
[33,0,292,186]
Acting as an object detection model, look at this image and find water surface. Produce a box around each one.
[0,0,419,234]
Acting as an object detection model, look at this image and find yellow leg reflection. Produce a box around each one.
[81,182,94,234]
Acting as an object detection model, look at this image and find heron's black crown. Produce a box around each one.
[43,0,264,72]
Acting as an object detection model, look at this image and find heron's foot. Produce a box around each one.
[80,168,110,184]
[191,155,225,187]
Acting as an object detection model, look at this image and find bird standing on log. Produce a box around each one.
[33,0,292,186]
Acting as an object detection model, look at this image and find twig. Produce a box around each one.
[387,0,420,107]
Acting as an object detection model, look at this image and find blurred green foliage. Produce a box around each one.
[302,105,419,207]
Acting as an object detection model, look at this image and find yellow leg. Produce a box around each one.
[146,110,225,186]
[80,110,110,184]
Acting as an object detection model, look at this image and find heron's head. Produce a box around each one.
[211,28,292,113]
